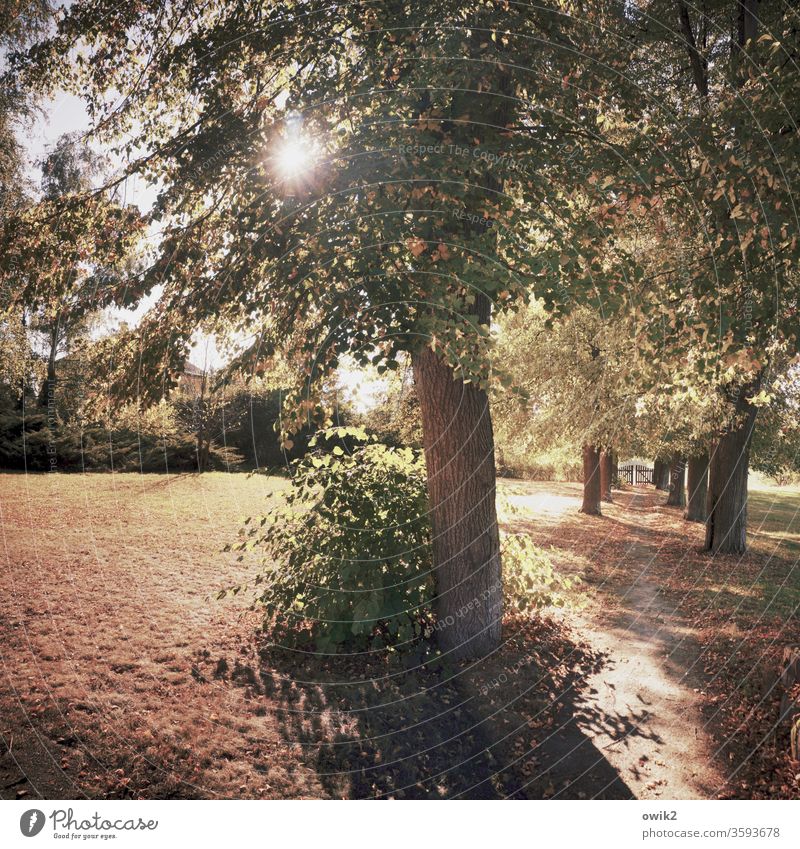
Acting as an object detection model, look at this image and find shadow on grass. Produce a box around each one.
[204,618,647,799]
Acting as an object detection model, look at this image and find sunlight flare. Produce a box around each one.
[274,139,314,179]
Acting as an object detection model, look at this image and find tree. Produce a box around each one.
[666,457,686,508]
[653,459,666,490]
[413,341,502,656]
[0,299,37,408]
[494,302,644,516]
[1,132,144,413]
[626,0,800,552]
[0,0,51,215]
[750,364,800,485]
[31,136,110,405]
[580,445,603,516]
[16,0,655,658]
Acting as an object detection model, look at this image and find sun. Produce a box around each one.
[274,139,314,180]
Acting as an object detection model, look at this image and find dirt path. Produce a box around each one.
[527,489,727,799]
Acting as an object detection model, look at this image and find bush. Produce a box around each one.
[502,534,582,614]
[0,406,243,472]
[496,444,583,482]
[231,427,434,652]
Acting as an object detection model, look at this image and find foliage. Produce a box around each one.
[349,362,423,450]
[502,533,582,616]
[496,444,583,483]
[222,382,328,471]
[751,364,800,485]
[492,300,642,459]
[230,428,434,652]
[0,0,51,214]
[10,1,659,428]
[0,303,38,398]
[0,403,244,472]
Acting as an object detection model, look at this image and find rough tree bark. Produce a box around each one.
[412,343,502,660]
[685,451,709,523]
[406,59,512,659]
[666,457,686,507]
[600,448,613,503]
[580,444,602,515]
[705,384,760,554]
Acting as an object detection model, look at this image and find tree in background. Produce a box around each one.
[626,0,800,552]
[493,301,644,516]
[0,0,51,215]
[0,130,145,433]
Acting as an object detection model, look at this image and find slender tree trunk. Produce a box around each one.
[600,448,613,503]
[666,457,686,507]
[677,0,709,97]
[656,459,671,490]
[196,435,210,472]
[580,444,602,515]
[733,0,759,81]
[685,451,709,522]
[611,450,619,486]
[39,325,59,409]
[653,459,663,488]
[412,345,502,660]
[705,386,760,554]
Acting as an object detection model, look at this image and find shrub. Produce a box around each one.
[496,444,583,482]
[502,533,582,614]
[231,427,434,652]
[0,406,243,472]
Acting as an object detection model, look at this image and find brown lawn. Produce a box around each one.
[1,472,798,799]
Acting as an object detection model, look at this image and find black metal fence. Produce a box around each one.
[619,465,653,486]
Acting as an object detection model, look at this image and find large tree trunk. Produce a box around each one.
[412,345,502,660]
[580,444,602,515]
[600,449,613,503]
[705,387,760,554]
[666,457,686,507]
[685,451,709,522]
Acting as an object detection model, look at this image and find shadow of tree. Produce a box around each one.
[205,617,644,799]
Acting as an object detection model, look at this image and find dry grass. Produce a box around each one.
[2,471,798,799]
[0,471,318,799]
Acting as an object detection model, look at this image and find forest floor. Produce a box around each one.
[1,472,798,800]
